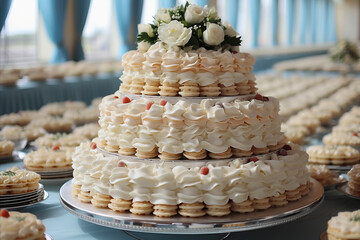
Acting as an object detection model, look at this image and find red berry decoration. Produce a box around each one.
[118,161,126,167]
[353,132,358,137]
[263,96,269,102]
[159,100,167,106]
[283,144,292,151]
[90,142,97,150]
[122,96,131,104]
[254,94,263,101]
[146,102,153,110]
[0,209,10,218]
[200,166,209,175]
[250,157,259,162]
[52,145,60,151]
[114,95,119,99]
[278,149,288,156]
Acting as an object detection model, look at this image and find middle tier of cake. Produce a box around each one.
[97,93,285,160]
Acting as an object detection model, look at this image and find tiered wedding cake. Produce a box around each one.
[72,3,310,218]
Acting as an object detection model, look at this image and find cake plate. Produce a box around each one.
[336,182,360,200]
[60,178,323,234]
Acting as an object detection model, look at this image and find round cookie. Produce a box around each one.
[327,210,360,240]
[0,210,46,240]
[306,145,360,165]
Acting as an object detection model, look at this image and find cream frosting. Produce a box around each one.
[0,167,40,185]
[72,143,309,205]
[119,44,256,95]
[328,210,360,237]
[97,95,283,154]
[0,211,45,240]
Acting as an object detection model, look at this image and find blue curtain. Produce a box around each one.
[249,0,260,48]
[159,0,176,8]
[194,0,208,6]
[327,0,336,42]
[299,0,307,44]
[286,0,294,46]
[271,0,278,46]
[226,0,239,31]
[114,0,143,58]
[311,0,317,43]
[73,0,91,61]
[318,0,326,43]
[0,0,12,32]
[39,0,69,63]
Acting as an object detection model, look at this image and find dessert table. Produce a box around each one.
[0,158,358,240]
[0,74,120,115]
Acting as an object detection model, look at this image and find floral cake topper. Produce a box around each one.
[137,2,241,52]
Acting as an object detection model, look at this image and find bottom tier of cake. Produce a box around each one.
[71,141,310,217]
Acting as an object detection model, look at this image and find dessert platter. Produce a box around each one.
[0,209,53,240]
[60,178,323,234]
[322,210,360,240]
[60,2,324,235]
[0,167,48,209]
[336,164,360,200]
[23,146,75,184]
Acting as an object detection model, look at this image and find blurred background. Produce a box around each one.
[0,0,358,115]
[0,0,352,66]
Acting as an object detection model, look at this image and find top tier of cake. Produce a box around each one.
[119,3,255,97]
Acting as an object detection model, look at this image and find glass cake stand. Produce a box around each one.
[60,178,324,235]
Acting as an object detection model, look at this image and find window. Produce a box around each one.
[82,0,112,60]
[0,0,38,67]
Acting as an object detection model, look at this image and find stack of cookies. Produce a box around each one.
[24,146,75,171]
[0,167,40,195]
[307,145,360,166]
[327,210,360,240]
[347,164,360,197]
[0,140,15,157]
[0,209,46,240]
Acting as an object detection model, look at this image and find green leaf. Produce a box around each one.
[2,170,16,176]
[185,35,200,50]
[197,29,203,39]
[350,215,360,222]
[137,32,157,45]
[181,20,189,27]
[223,35,242,46]
[15,216,26,221]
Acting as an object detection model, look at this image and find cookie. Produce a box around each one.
[307,145,360,165]
[0,167,40,195]
[327,210,360,240]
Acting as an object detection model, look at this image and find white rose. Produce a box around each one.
[138,24,154,37]
[203,23,224,46]
[158,20,192,46]
[204,5,217,18]
[154,9,171,25]
[185,4,206,24]
[138,41,151,52]
[223,22,237,37]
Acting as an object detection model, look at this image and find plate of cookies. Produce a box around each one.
[336,164,360,199]
[0,209,52,239]
[306,145,360,173]
[323,210,360,240]
[23,146,74,183]
[307,164,348,190]
[0,167,48,209]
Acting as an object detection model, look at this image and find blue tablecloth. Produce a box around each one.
[0,74,121,115]
[1,158,359,240]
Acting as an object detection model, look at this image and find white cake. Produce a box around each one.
[72,3,311,218]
